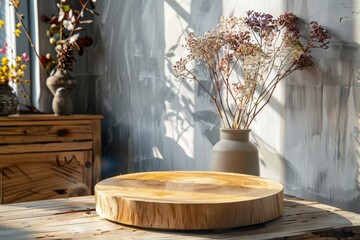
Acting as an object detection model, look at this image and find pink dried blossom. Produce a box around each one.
[22,52,29,62]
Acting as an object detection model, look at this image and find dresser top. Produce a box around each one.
[0,114,103,121]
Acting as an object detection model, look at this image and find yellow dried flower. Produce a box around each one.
[17,69,25,77]
[12,0,20,8]
[14,28,21,37]
[0,20,5,28]
[1,66,8,72]
[20,64,26,70]
[9,72,15,79]
[24,79,30,84]
[1,57,8,65]
[15,56,21,63]
[16,22,22,28]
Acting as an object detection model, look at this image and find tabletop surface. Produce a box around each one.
[1,195,360,240]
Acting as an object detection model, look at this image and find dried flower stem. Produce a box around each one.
[69,0,91,37]
[11,0,45,72]
[59,1,63,41]
[208,63,232,128]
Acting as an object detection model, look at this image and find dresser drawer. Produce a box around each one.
[0,151,92,204]
[0,123,93,144]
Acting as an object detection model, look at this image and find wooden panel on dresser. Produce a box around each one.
[0,114,102,204]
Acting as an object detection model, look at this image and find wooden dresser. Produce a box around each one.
[0,114,102,204]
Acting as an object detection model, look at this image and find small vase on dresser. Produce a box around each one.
[0,84,18,116]
[46,69,76,115]
[210,129,259,176]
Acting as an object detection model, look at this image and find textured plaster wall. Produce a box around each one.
[94,0,360,213]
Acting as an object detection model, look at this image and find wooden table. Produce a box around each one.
[0,195,360,240]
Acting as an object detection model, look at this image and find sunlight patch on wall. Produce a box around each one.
[354,0,360,43]
[164,0,195,160]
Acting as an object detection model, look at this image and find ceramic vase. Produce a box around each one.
[46,69,76,115]
[0,84,18,116]
[210,129,259,176]
[52,87,73,115]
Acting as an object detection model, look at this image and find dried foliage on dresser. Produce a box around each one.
[0,115,102,204]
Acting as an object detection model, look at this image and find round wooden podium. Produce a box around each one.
[95,171,283,230]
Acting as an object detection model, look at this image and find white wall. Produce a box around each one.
[94,0,360,213]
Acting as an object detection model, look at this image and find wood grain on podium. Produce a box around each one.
[95,171,283,230]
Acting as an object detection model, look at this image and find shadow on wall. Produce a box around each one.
[252,40,360,213]
[283,42,360,213]
[270,0,360,214]
[96,0,223,178]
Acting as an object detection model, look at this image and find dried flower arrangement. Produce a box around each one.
[174,11,330,129]
[40,0,98,75]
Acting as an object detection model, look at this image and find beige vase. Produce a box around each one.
[210,129,259,176]
[46,69,76,95]
[46,69,76,115]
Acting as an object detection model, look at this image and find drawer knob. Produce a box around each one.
[57,129,69,136]
[85,161,92,168]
